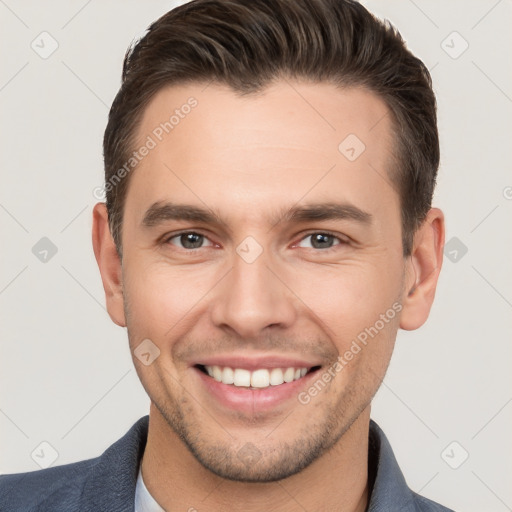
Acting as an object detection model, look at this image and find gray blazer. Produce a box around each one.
[0,416,455,511]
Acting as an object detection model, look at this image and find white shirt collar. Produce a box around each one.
[135,464,166,512]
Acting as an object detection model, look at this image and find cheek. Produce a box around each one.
[292,261,401,349]
[122,261,213,338]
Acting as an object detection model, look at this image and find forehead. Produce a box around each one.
[137,80,393,161]
[125,80,398,228]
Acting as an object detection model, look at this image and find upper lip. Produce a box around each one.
[192,354,323,371]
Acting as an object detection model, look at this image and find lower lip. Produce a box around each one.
[192,366,321,414]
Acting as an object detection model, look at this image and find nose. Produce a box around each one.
[210,249,297,339]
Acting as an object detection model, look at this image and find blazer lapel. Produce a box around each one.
[78,415,149,512]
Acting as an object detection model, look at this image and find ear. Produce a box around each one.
[399,207,445,331]
[92,202,126,327]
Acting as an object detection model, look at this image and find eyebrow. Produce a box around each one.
[141,201,372,229]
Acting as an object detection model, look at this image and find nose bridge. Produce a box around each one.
[210,245,296,337]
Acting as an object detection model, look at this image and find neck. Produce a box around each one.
[141,402,370,512]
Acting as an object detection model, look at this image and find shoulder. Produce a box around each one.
[0,457,99,512]
[368,419,457,512]
[411,492,457,511]
[0,415,149,512]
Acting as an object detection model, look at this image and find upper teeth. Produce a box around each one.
[204,365,308,388]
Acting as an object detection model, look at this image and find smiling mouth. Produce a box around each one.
[195,364,322,389]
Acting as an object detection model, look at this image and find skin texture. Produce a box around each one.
[92,80,444,512]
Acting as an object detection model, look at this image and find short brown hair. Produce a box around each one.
[103,0,439,258]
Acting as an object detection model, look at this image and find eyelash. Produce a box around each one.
[162,230,349,252]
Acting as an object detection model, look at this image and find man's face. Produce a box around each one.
[120,81,406,481]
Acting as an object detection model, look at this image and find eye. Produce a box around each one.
[296,232,347,250]
[165,232,214,250]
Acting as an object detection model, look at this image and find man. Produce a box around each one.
[0,0,454,510]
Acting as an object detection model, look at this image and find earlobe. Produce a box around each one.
[91,202,127,327]
[399,208,445,331]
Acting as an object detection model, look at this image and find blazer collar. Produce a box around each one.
[367,419,416,511]
[79,415,149,511]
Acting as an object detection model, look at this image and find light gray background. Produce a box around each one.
[1,1,511,511]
